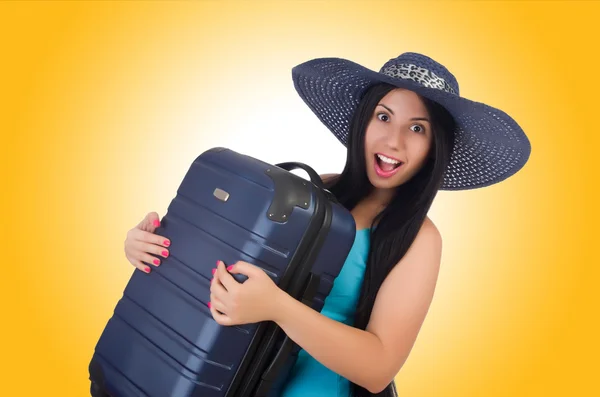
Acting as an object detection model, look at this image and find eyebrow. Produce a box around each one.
[377,104,395,115]
[377,104,430,123]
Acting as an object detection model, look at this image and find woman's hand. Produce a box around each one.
[124,212,171,273]
[209,260,283,326]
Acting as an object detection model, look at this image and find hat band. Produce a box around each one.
[381,63,457,95]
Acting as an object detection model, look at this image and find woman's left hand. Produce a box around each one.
[209,260,282,326]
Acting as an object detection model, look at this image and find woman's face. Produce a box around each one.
[364,88,434,191]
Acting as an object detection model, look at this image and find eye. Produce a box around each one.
[377,112,390,122]
[410,124,425,134]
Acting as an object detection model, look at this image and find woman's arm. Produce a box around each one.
[271,219,443,393]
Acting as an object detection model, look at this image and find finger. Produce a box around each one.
[209,301,233,326]
[139,252,162,267]
[138,212,161,232]
[126,255,152,274]
[133,239,170,259]
[208,295,228,315]
[125,234,170,263]
[216,261,238,291]
[125,240,169,267]
[124,239,157,271]
[129,228,171,248]
[210,274,230,303]
[228,261,259,278]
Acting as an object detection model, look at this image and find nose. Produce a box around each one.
[384,128,406,152]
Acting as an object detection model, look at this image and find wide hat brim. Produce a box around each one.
[291,57,531,190]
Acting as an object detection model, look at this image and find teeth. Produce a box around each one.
[377,154,401,165]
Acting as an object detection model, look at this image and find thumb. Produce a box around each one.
[139,211,161,232]
[229,261,260,277]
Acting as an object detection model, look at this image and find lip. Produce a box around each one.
[374,154,403,178]
[376,152,402,163]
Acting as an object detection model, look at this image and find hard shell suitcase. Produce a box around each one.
[89,147,357,397]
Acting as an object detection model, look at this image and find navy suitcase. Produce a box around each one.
[89,147,357,397]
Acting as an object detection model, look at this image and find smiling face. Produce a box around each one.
[364,88,434,191]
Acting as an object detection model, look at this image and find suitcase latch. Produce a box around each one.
[213,188,230,202]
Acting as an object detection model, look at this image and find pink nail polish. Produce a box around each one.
[153,220,160,227]
[227,265,233,271]
[212,268,216,275]
[162,250,169,257]
[164,240,170,247]
[207,302,212,309]
[144,266,151,273]
[153,259,160,265]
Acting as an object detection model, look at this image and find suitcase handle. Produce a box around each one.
[275,162,325,189]
[275,162,340,204]
[253,273,321,396]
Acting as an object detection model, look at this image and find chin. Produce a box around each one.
[366,170,406,190]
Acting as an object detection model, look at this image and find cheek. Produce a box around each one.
[363,131,374,154]
[408,136,432,161]
[364,126,385,150]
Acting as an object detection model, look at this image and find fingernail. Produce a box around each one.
[144,267,151,273]
[212,268,216,275]
[207,302,212,308]
[216,260,221,266]
[153,220,160,227]
[153,259,160,265]
[227,265,233,271]
[164,240,170,247]
[162,250,169,257]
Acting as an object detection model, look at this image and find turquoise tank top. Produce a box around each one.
[279,228,370,397]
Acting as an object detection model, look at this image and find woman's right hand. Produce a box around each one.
[124,212,171,273]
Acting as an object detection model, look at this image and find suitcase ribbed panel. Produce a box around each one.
[89,148,356,397]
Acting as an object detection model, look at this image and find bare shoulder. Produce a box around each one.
[421,216,442,252]
[387,216,442,274]
[394,216,442,292]
[364,217,443,387]
[374,216,443,313]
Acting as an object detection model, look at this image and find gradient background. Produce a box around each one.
[1,1,598,396]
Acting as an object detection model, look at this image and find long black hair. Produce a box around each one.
[324,83,457,396]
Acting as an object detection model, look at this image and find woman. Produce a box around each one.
[123,52,531,396]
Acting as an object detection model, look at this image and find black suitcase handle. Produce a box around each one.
[275,162,325,189]
[253,273,321,396]
[275,162,339,205]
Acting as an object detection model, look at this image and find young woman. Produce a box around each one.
[123,52,531,396]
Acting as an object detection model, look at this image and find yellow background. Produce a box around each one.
[1,1,598,396]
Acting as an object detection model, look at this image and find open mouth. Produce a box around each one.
[374,153,403,177]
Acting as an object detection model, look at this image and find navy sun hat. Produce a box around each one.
[291,52,531,190]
